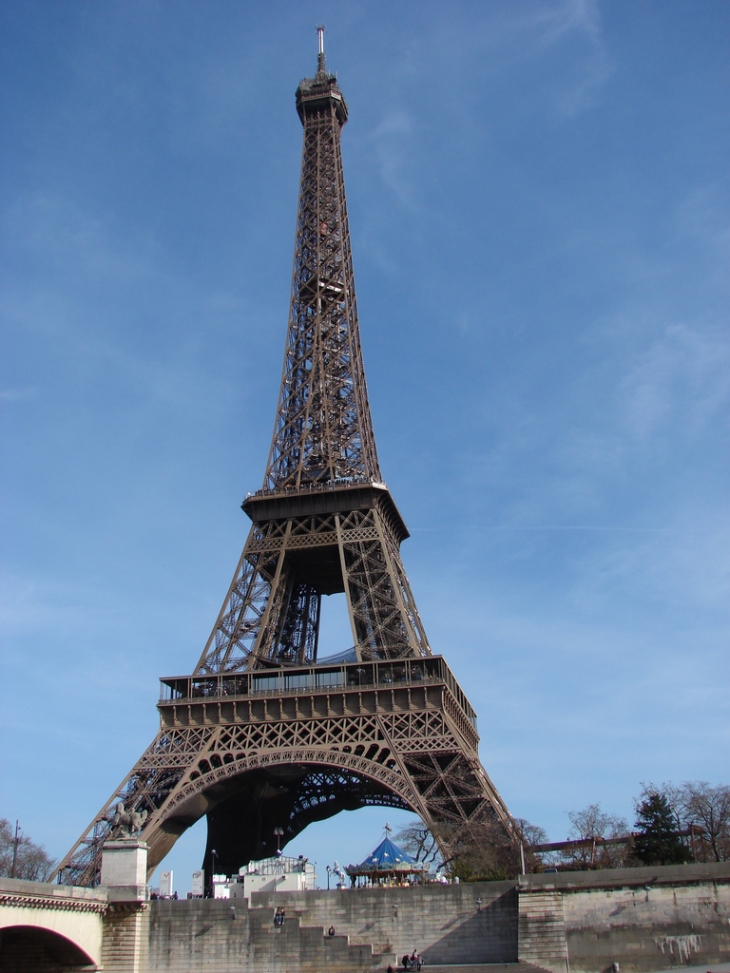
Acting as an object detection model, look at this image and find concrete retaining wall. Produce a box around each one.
[147,898,383,973]
[252,881,518,966]
[2,862,729,972]
[140,864,730,973]
[518,862,730,973]
[144,882,516,972]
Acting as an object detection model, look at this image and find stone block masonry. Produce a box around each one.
[252,880,518,966]
[2,861,729,972]
[140,864,729,973]
[147,897,383,973]
[519,888,569,973]
[518,862,730,973]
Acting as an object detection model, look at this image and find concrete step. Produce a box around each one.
[415,965,552,973]
[247,904,383,970]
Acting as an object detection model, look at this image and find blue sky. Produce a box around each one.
[1,0,728,893]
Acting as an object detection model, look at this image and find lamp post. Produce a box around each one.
[10,821,20,879]
[209,848,218,898]
[326,865,332,889]
[274,827,284,857]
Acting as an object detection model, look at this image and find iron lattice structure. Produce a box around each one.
[54,41,514,887]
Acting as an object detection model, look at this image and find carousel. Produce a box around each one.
[345,826,430,887]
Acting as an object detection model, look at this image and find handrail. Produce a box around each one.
[159,674,444,704]
[244,477,387,502]
[158,655,477,723]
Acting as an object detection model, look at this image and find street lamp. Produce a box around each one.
[10,821,20,879]
[206,849,218,899]
[326,865,332,889]
[274,827,284,857]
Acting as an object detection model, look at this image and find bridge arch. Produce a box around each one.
[0,925,97,971]
[0,882,105,970]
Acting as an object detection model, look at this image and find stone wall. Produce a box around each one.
[143,881,516,972]
[3,862,729,972]
[253,881,518,966]
[146,897,383,973]
[518,862,730,973]
[138,864,730,973]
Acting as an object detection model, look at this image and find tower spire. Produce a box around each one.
[316,24,326,75]
[269,37,375,492]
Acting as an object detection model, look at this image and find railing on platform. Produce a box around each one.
[159,655,476,726]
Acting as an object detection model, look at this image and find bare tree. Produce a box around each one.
[678,782,730,862]
[440,816,544,881]
[514,818,550,872]
[633,781,730,863]
[393,815,548,881]
[561,803,631,868]
[394,822,443,870]
[515,818,548,847]
[0,819,56,882]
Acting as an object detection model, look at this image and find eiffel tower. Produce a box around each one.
[55,32,514,887]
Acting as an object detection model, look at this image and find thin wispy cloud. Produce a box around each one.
[0,387,38,402]
[620,323,730,443]
[366,109,419,210]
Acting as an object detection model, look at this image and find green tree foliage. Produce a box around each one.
[0,819,56,882]
[633,791,691,865]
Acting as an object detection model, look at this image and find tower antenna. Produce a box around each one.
[316,25,326,74]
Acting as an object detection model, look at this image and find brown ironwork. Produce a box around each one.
[53,36,514,887]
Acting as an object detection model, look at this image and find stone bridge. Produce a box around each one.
[0,877,107,970]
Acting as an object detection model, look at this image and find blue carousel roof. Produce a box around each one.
[361,837,415,868]
[345,836,427,876]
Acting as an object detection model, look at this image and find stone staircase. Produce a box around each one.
[247,903,394,971]
[246,901,553,973]
[423,964,552,973]
[251,881,520,969]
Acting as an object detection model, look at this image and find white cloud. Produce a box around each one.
[365,109,419,211]
[620,323,730,444]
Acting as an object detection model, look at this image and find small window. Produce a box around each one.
[252,674,279,693]
[284,672,312,691]
[315,669,343,688]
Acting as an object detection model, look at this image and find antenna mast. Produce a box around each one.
[316,24,326,74]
